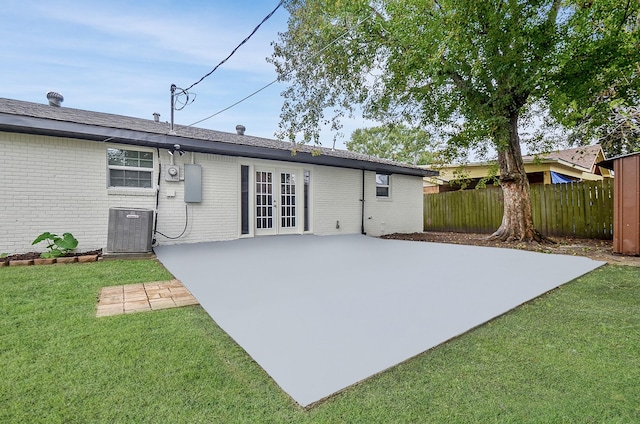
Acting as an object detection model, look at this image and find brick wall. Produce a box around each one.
[310,167,423,236]
[1,131,424,254]
[363,172,423,236]
[311,166,363,234]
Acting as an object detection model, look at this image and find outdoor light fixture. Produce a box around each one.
[168,144,184,156]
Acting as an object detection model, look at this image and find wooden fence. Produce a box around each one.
[424,179,614,239]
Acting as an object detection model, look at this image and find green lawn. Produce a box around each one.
[1,260,638,423]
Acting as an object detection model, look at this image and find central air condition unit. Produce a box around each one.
[106,208,154,253]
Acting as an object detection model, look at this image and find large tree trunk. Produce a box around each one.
[489,111,545,242]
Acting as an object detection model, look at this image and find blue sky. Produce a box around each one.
[1,0,368,147]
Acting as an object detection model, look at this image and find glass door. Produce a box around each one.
[255,169,299,235]
[255,170,276,235]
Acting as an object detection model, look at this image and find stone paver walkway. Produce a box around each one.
[96,279,198,317]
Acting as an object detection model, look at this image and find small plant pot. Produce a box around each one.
[10,259,34,266]
[78,255,98,263]
[56,257,78,264]
[33,258,56,266]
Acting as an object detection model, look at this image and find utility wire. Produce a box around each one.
[189,80,279,127]
[183,1,284,93]
[186,16,370,128]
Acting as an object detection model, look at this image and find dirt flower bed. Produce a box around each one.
[1,249,102,266]
[381,232,640,267]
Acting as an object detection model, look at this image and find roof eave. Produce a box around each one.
[0,113,436,177]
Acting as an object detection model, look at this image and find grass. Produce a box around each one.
[1,260,639,423]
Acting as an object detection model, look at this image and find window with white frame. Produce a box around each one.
[107,148,153,188]
[376,173,390,197]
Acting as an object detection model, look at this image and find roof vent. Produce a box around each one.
[153,112,160,122]
[46,91,64,107]
[236,124,246,136]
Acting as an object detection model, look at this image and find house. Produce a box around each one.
[0,96,436,255]
[423,144,612,193]
[598,151,640,255]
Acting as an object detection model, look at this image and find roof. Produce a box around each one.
[522,144,604,171]
[597,150,640,170]
[0,97,435,177]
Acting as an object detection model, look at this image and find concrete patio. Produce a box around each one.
[154,234,604,407]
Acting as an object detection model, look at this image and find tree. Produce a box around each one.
[347,125,435,165]
[567,99,640,157]
[549,0,640,157]
[270,0,640,241]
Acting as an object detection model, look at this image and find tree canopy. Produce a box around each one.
[270,0,640,240]
[347,125,435,165]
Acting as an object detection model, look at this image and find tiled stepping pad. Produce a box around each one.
[96,279,199,317]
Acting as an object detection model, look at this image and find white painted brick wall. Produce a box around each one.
[363,172,424,236]
[311,167,423,237]
[154,152,239,245]
[311,166,364,235]
[1,131,423,254]
[1,132,115,253]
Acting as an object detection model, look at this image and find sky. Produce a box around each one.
[1,0,370,148]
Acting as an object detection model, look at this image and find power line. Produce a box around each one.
[186,16,370,128]
[183,1,283,93]
[188,80,279,127]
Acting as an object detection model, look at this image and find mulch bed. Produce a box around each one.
[381,232,640,266]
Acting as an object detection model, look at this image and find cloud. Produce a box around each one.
[28,0,284,74]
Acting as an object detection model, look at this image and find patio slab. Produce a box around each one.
[154,234,604,407]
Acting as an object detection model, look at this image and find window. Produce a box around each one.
[107,148,153,188]
[376,173,390,197]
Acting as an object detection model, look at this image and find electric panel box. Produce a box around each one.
[106,208,154,253]
[184,164,202,203]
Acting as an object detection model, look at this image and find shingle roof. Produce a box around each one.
[0,97,435,177]
[598,150,640,170]
[522,145,604,171]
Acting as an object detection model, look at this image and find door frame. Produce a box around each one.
[250,165,304,236]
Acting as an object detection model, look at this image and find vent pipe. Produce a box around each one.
[153,113,160,122]
[46,92,64,107]
[236,124,246,136]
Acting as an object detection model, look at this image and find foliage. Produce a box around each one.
[549,0,640,156]
[32,232,78,258]
[568,99,640,157]
[1,260,639,422]
[346,125,435,165]
[270,0,640,239]
[270,0,640,152]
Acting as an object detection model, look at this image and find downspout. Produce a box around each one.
[152,147,161,245]
[361,168,366,235]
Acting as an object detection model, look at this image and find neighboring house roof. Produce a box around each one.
[0,97,435,177]
[597,150,640,170]
[423,144,611,187]
[522,144,606,173]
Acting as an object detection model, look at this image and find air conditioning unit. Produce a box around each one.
[106,208,154,253]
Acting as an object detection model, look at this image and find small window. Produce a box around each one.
[107,148,153,188]
[376,173,390,197]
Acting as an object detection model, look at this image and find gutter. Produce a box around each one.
[0,113,437,178]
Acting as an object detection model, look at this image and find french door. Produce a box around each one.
[255,169,298,235]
